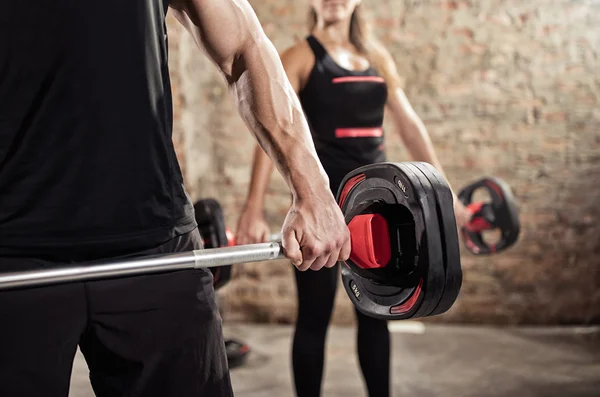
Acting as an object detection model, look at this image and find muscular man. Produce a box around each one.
[0,1,350,396]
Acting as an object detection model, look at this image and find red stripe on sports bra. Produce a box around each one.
[332,76,385,84]
[335,127,383,138]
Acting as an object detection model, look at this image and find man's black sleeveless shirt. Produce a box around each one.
[298,36,388,193]
[0,0,196,261]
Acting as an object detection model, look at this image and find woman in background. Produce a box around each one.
[236,1,471,396]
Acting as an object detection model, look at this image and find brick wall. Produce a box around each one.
[166,0,600,325]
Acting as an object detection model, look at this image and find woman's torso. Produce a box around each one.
[298,35,388,192]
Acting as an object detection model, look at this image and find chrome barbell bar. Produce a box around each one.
[0,242,284,291]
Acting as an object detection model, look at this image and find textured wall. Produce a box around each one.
[166,0,600,325]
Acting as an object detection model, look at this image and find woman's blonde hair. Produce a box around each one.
[309,5,402,90]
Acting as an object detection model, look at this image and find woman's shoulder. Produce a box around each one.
[280,38,316,86]
[369,39,405,90]
[280,38,314,66]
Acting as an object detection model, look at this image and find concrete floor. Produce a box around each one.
[69,323,600,397]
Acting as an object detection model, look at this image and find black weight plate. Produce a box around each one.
[411,162,462,316]
[458,177,520,254]
[194,198,232,290]
[211,265,233,291]
[225,339,250,369]
[398,163,446,318]
[337,163,425,285]
[337,163,426,320]
[341,264,419,321]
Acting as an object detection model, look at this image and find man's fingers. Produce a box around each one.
[338,232,351,262]
[323,247,340,269]
[307,252,328,271]
[281,200,352,271]
[307,240,336,271]
[298,243,319,271]
[282,229,302,268]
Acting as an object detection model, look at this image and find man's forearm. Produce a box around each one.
[170,0,330,203]
[229,37,329,202]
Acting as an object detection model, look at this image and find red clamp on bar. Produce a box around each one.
[466,218,492,233]
[465,202,493,233]
[348,213,392,269]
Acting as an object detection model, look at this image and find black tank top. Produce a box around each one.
[299,36,388,192]
[0,0,196,261]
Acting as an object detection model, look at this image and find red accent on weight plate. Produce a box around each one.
[466,202,492,232]
[464,236,481,254]
[332,76,385,84]
[390,278,424,314]
[335,127,383,138]
[486,180,504,203]
[467,202,484,216]
[338,174,366,208]
[348,214,391,269]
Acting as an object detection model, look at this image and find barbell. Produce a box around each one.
[0,162,520,321]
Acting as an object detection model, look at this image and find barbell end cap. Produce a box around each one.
[270,242,284,260]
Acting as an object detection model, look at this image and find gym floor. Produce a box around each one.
[69,323,600,397]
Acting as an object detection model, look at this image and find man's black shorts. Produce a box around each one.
[0,229,233,397]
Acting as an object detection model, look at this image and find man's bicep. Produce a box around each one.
[170,0,261,77]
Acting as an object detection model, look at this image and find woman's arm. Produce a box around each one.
[381,51,472,226]
[236,144,274,244]
[386,88,448,173]
[236,42,315,244]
